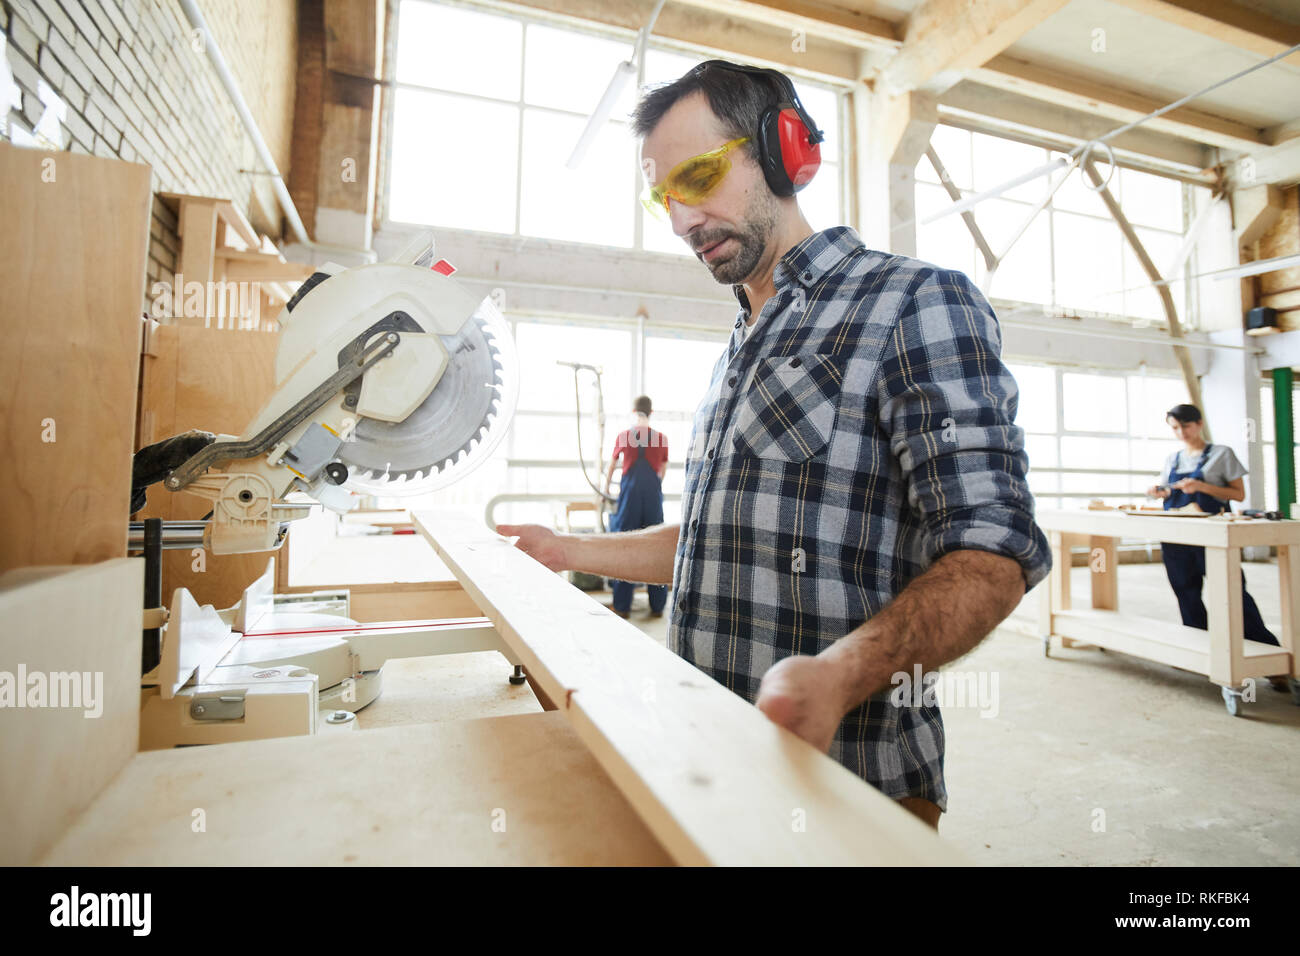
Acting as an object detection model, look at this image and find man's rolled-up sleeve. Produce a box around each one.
[875,267,1051,591]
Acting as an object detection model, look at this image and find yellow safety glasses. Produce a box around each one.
[641,137,751,220]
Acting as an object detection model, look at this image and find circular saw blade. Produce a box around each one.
[338,315,505,482]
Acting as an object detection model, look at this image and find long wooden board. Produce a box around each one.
[413,510,963,867]
[1036,508,1300,548]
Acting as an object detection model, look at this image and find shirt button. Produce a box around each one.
[790,356,802,367]
[691,519,698,529]
[728,374,737,387]
[706,448,714,459]
[734,319,742,328]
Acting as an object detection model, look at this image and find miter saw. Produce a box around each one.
[150,232,517,554]
[134,234,527,748]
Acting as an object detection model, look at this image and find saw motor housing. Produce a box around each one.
[164,259,515,555]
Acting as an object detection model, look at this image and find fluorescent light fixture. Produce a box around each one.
[566,59,637,170]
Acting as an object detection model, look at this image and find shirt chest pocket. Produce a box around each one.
[730,353,843,462]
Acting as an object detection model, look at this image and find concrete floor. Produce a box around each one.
[594,567,1300,866]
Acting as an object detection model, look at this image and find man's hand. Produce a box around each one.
[755,654,848,753]
[496,523,570,572]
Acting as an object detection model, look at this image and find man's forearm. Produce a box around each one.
[820,549,1025,713]
[567,522,680,584]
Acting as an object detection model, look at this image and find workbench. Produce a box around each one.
[1036,508,1300,715]
[7,512,964,866]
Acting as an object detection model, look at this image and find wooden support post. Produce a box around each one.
[1204,545,1243,686]
[855,80,937,256]
[1089,535,1119,611]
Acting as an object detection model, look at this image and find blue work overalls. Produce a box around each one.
[609,438,666,614]
[1161,445,1278,646]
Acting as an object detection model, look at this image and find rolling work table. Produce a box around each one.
[1036,508,1300,715]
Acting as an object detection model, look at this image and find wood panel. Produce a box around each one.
[414,510,962,866]
[136,324,281,609]
[42,711,673,866]
[0,144,151,574]
[0,559,143,865]
[1258,185,1300,330]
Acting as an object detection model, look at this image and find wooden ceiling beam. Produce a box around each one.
[876,0,1072,95]
[971,55,1268,153]
[668,0,899,50]
[1108,0,1300,62]
[479,0,860,80]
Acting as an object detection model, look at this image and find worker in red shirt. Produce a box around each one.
[603,395,669,618]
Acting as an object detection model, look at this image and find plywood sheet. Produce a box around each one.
[42,712,673,866]
[0,144,151,574]
[0,559,143,864]
[136,324,281,608]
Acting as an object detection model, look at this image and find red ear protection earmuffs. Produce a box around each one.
[692,60,824,198]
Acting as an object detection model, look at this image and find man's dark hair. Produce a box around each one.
[631,60,785,165]
[633,395,653,416]
[1166,403,1202,424]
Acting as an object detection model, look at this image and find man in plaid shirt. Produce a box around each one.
[500,61,1050,828]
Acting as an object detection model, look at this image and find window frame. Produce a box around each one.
[380,0,849,249]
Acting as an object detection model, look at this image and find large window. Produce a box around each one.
[915,125,1209,325]
[387,0,846,251]
[1007,362,1191,509]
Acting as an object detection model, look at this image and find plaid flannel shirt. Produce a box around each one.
[668,226,1051,811]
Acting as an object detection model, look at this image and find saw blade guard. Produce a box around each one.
[339,292,518,496]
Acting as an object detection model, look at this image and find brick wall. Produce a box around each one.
[2,0,296,300]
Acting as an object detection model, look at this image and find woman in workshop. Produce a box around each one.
[1146,404,1287,686]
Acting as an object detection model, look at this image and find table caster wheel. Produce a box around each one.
[1221,685,1242,717]
[509,664,527,686]
[1289,677,1300,706]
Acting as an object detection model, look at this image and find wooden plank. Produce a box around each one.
[220,259,315,282]
[0,144,152,574]
[42,712,673,866]
[1054,609,1207,672]
[214,199,260,251]
[413,510,962,866]
[0,559,143,865]
[176,196,219,293]
[1052,608,1289,681]
[1036,508,1300,549]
